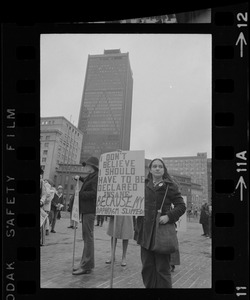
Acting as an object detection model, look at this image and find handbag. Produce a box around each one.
[151,184,179,254]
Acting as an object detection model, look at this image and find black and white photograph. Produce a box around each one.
[1,1,248,299]
[40,33,212,289]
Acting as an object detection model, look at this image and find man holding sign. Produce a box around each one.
[72,156,99,275]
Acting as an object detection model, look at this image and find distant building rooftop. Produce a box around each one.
[104,49,121,54]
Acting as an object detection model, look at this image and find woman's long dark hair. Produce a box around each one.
[147,158,177,185]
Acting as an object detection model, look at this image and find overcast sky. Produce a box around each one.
[41,34,211,159]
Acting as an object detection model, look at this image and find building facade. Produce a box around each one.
[78,49,133,162]
[162,153,209,203]
[191,182,204,209]
[40,116,83,183]
[170,173,192,209]
[145,158,202,209]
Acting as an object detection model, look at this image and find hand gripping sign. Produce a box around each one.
[96,150,145,216]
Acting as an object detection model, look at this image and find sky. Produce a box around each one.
[41,34,211,159]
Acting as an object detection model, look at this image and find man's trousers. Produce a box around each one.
[80,213,95,270]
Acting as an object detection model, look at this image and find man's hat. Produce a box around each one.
[82,156,99,170]
[57,185,63,189]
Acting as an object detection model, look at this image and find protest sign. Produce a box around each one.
[71,179,80,223]
[40,208,48,227]
[176,195,187,232]
[96,150,145,216]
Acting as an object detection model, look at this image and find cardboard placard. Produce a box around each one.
[96,150,145,216]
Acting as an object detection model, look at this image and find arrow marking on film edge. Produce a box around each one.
[235,176,247,201]
[236,32,247,58]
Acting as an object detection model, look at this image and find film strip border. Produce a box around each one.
[212,3,249,298]
[2,23,39,300]
[2,3,248,299]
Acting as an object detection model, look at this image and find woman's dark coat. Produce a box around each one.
[134,178,186,250]
[79,171,98,215]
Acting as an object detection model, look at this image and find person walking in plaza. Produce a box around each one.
[199,202,209,237]
[40,167,46,246]
[134,158,186,288]
[50,185,64,233]
[106,215,134,267]
[170,221,180,272]
[72,156,99,275]
[207,204,212,238]
[43,179,55,235]
[40,167,51,245]
[95,215,105,227]
[194,207,198,219]
[170,228,180,272]
[170,248,180,272]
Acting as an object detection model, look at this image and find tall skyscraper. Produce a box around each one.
[78,49,133,162]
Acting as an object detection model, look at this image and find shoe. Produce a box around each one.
[72,268,91,275]
[171,265,175,272]
[68,226,73,228]
[51,230,56,233]
[201,234,206,236]
[95,224,99,226]
[105,259,115,264]
[121,261,127,267]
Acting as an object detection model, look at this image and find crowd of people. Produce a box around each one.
[40,155,211,288]
[40,168,64,245]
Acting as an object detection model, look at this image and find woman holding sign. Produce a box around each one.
[134,158,186,288]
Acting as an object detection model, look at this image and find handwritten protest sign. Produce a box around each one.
[96,150,145,216]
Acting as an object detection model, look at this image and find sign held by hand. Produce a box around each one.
[96,150,145,216]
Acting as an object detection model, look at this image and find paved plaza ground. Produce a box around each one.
[41,212,211,289]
